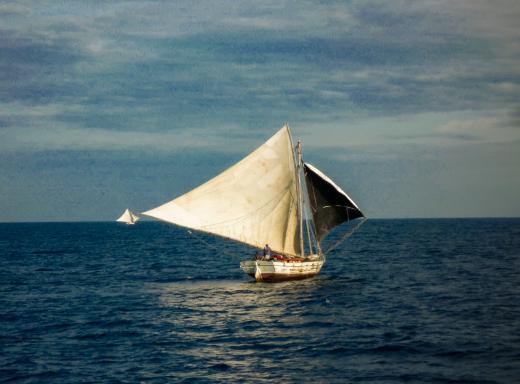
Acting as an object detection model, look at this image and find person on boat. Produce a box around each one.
[263,244,272,260]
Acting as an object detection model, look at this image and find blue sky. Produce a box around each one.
[1,0,519,221]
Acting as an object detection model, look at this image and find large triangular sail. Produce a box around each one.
[303,163,363,241]
[143,126,302,256]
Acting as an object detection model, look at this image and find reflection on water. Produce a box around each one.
[150,277,349,381]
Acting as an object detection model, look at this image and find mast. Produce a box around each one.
[297,140,305,258]
[299,141,315,256]
[298,145,320,256]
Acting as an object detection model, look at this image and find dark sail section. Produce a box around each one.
[304,163,364,241]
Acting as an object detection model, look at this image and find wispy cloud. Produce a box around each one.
[2,0,518,138]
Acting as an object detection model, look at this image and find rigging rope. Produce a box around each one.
[185,229,250,262]
[324,217,367,255]
[167,217,366,261]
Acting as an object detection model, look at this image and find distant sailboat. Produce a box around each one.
[143,124,364,281]
[117,209,140,225]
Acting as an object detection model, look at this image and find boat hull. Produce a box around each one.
[240,258,324,282]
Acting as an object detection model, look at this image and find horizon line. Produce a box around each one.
[1,216,520,224]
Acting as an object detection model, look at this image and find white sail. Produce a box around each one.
[117,208,140,224]
[143,125,302,256]
[130,211,140,223]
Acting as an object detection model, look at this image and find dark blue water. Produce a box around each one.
[1,219,519,383]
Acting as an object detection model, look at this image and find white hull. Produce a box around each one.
[240,257,324,282]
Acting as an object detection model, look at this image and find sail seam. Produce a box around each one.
[198,181,294,230]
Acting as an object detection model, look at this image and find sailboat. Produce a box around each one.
[117,208,140,225]
[143,124,364,282]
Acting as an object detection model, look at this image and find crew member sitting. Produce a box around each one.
[263,244,272,260]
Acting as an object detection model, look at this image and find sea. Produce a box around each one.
[1,219,519,383]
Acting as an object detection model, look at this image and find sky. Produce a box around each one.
[1,0,519,221]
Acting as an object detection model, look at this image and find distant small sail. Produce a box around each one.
[117,209,140,225]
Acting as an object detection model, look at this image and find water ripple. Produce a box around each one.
[0,220,519,383]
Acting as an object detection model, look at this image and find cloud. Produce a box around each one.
[0,28,87,104]
[0,104,271,153]
[1,0,518,139]
[0,3,29,16]
[0,121,217,152]
[506,107,520,128]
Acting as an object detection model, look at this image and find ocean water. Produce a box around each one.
[1,219,519,383]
